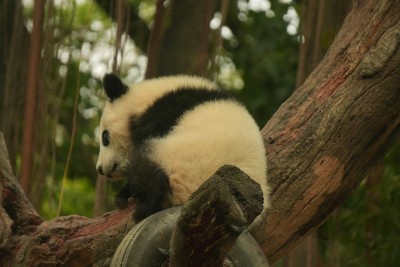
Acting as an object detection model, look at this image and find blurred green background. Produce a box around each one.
[0,0,399,266]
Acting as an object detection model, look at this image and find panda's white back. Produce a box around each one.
[147,99,268,208]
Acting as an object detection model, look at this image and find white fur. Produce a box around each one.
[97,75,269,224]
[147,100,268,208]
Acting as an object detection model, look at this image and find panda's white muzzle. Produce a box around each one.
[96,162,118,177]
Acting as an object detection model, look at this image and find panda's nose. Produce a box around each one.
[97,163,118,177]
[97,165,104,175]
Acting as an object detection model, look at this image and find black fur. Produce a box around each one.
[131,87,232,147]
[115,156,171,222]
[117,86,232,223]
[103,73,128,101]
[115,183,131,208]
[129,155,172,222]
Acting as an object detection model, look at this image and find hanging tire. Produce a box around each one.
[111,207,269,267]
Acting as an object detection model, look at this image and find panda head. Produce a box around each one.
[96,73,217,179]
[96,73,131,179]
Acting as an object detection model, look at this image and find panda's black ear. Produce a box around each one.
[103,73,128,101]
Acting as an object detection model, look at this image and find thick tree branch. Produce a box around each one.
[1,132,135,266]
[258,0,400,262]
[13,209,134,266]
[169,165,263,266]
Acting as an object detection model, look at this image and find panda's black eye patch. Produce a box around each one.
[102,130,110,146]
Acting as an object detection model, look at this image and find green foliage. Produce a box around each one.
[18,2,399,265]
[41,175,95,219]
[56,61,100,181]
[224,0,299,126]
[30,1,113,218]
[320,141,400,266]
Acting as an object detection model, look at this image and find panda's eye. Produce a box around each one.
[102,130,110,146]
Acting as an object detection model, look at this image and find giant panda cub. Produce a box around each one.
[96,73,269,227]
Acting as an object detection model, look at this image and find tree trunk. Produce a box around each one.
[94,0,150,52]
[1,0,400,265]
[20,0,45,194]
[0,0,29,171]
[296,0,352,88]
[168,165,263,266]
[145,0,218,78]
[285,0,351,265]
[259,0,400,262]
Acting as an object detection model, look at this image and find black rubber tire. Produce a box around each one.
[110,207,269,267]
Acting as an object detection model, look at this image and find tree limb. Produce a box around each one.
[258,0,400,262]
[169,165,263,266]
[1,132,135,266]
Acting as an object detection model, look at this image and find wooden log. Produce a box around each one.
[168,165,263,267]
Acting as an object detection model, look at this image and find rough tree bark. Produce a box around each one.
[0,0,399,266]
[259,0,400,262]
[285,0,351,265]
[168,165,263,266]
[296,0,352,88]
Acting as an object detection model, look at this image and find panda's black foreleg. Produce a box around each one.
[115,183,131,208]
[128,157,172,223]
